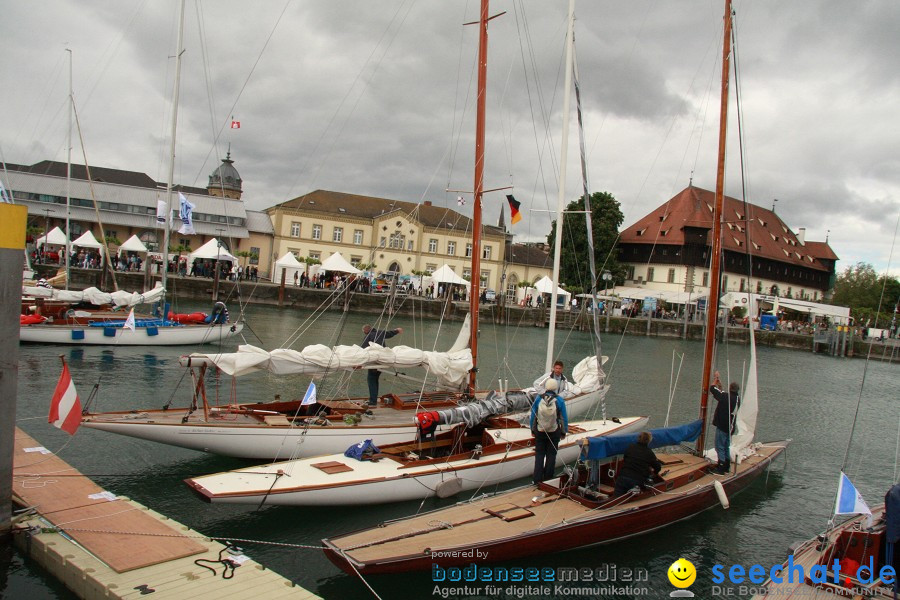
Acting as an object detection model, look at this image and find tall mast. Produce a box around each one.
[65,48,72,290]
[161,0,187,305]
[697,0,733,453]
[545,0,576,372]
[467,0,490,393]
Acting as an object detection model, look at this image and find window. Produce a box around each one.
[740,278,746,292]
[428,238,438,253]
[756,281,763,293]
[106,230,118,240]
[426,264,437,274]
[309,251,320,260]
[483,246,492,260]
[667,268,675,283]
[178,238,190,248]
[350,256,362,267]
[447,241,456,256]
[407,240,414,251]
[702,272,709,287]
[723,275,729,290]
[291,222,301,237]
[480,271,489,286]
[249,246,260,265]
[389,233,405,249]
[312,224,322,240]
[463,268,471,280]
[465,243,473,257]
[380,236,386,247]
[647,267,655,282]
[333,227,343,242]
[626,266,635,280]
[354,230,363,245]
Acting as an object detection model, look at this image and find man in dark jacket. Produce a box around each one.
[614,431,663,497]
[709,370,740,474]
[362,324,403,406]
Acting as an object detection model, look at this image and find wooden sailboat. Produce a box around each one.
[321,0,790,575]
[79,0,627,459]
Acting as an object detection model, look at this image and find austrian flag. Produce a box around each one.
[48,361,82,435]
[230,120,241,129]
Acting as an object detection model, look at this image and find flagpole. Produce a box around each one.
[65,48,72,290]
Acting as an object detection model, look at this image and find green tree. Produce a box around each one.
[832,262,900,326]
[546,191,624,290]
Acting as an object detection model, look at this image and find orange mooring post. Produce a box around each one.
[0,203,27,539]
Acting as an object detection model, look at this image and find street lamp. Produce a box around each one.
[602,270,613,332]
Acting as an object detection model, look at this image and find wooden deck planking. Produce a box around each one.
[13,428,206,572]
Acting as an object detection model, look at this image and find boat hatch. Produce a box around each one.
[311,461,354,474]
[659,456,685,466]
[483,503,534,522]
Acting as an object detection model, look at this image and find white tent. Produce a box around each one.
[188,238,237,264]
[533,276,571,299]
[272,251,304,284]
[72,230,104,254]
[118,234,148,255]
[320,252,361,275]
[429,265,470,287]
[35,226,68,247]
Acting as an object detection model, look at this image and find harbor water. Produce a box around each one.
[5,301,898,599]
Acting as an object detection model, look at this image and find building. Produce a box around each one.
[504,242,553,301]
[266,190,515,291]
[4,154,274,276]
[617,186,838,302]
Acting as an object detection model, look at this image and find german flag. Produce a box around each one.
[506,195,522,225]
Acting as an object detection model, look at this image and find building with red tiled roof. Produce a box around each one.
[617,186,838,301]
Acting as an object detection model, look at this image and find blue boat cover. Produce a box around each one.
[582,420,703,460]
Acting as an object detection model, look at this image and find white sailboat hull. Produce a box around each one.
[81,385,610,459]
[185,416,649,506]
[20,322,243,345]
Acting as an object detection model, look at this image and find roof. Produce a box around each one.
[801,240,839,261]
[506,243,551,268]
[245,210,274,234]
[6,160,159,189]
[269,190,506,237]
[619,186,832,272]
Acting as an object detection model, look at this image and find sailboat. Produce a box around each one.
[80,0,630,459]
[321,0,790,574]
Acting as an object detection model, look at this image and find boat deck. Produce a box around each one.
[11,427,320,599]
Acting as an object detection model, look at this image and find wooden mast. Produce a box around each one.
[467,0,489,394]
[697,0,733,453]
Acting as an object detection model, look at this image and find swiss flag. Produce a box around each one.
[48,361,82,435]
[230,120,241,129]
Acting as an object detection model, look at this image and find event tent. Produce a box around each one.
[272,251,304,283]
[35,226,68,247]
[428,265,469,286]
[320,252,361,275]
[72,230,104,254]
[118,234,148,255]
[188,238,237,264]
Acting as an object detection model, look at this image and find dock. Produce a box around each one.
[10,427,320,600]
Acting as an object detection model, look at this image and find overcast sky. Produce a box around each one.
[3,1,899,278]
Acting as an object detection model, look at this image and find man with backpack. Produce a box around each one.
[530,378,569,484]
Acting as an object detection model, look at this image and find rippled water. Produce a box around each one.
[5,301,898,600]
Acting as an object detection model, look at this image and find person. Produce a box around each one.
[530,378,568,484]
[533,360,568,395]
[613,431,662,497]
[361,324,403,406]
[709,370,740,474]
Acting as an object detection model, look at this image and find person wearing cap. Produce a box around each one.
[709,370,740,474]
[529,377,569,484]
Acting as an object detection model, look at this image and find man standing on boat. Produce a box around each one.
[361,324,403,406]
[709,371,740,474]
[533,360,568,395]
[530,378,569,484]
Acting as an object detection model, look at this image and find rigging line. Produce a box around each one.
[296,0,417,197]
[446,0,477,190]
[840,206,900,476]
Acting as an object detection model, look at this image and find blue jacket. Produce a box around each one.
[362,328,400,348]
[529,393,568,434]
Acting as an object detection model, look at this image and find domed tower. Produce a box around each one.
[207,150,243,200]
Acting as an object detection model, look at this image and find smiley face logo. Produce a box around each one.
[667,558,696,588]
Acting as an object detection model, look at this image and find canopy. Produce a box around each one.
[610,286,706,306]
[274,251,304,268]
[582,420,702,461]
[72,230,104,255]
[533,276,570,298]
[429,265,470,287]
[118,234,148,255]
[36,226,68,247]
[272,251,304,284]
[188,238,237,263]
[320,252,361,275]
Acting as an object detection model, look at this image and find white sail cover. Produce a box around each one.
[22,284,166,308]
[183,343,474,388]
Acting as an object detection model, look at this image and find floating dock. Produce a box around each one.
[10,427,320,599]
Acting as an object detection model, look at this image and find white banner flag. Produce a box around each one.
[178,193,195,235]
[156,199,167,226]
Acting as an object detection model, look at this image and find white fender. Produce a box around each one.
[714,479,730,509]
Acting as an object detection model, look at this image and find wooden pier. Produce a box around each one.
[10,427,320,600]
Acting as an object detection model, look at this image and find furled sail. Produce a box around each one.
[22,284,166,308]
[423,390,535,428]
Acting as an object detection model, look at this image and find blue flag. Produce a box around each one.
[835,471,872,519]
[301,381,317,406]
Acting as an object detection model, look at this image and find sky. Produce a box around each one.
[2,0,899,277]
